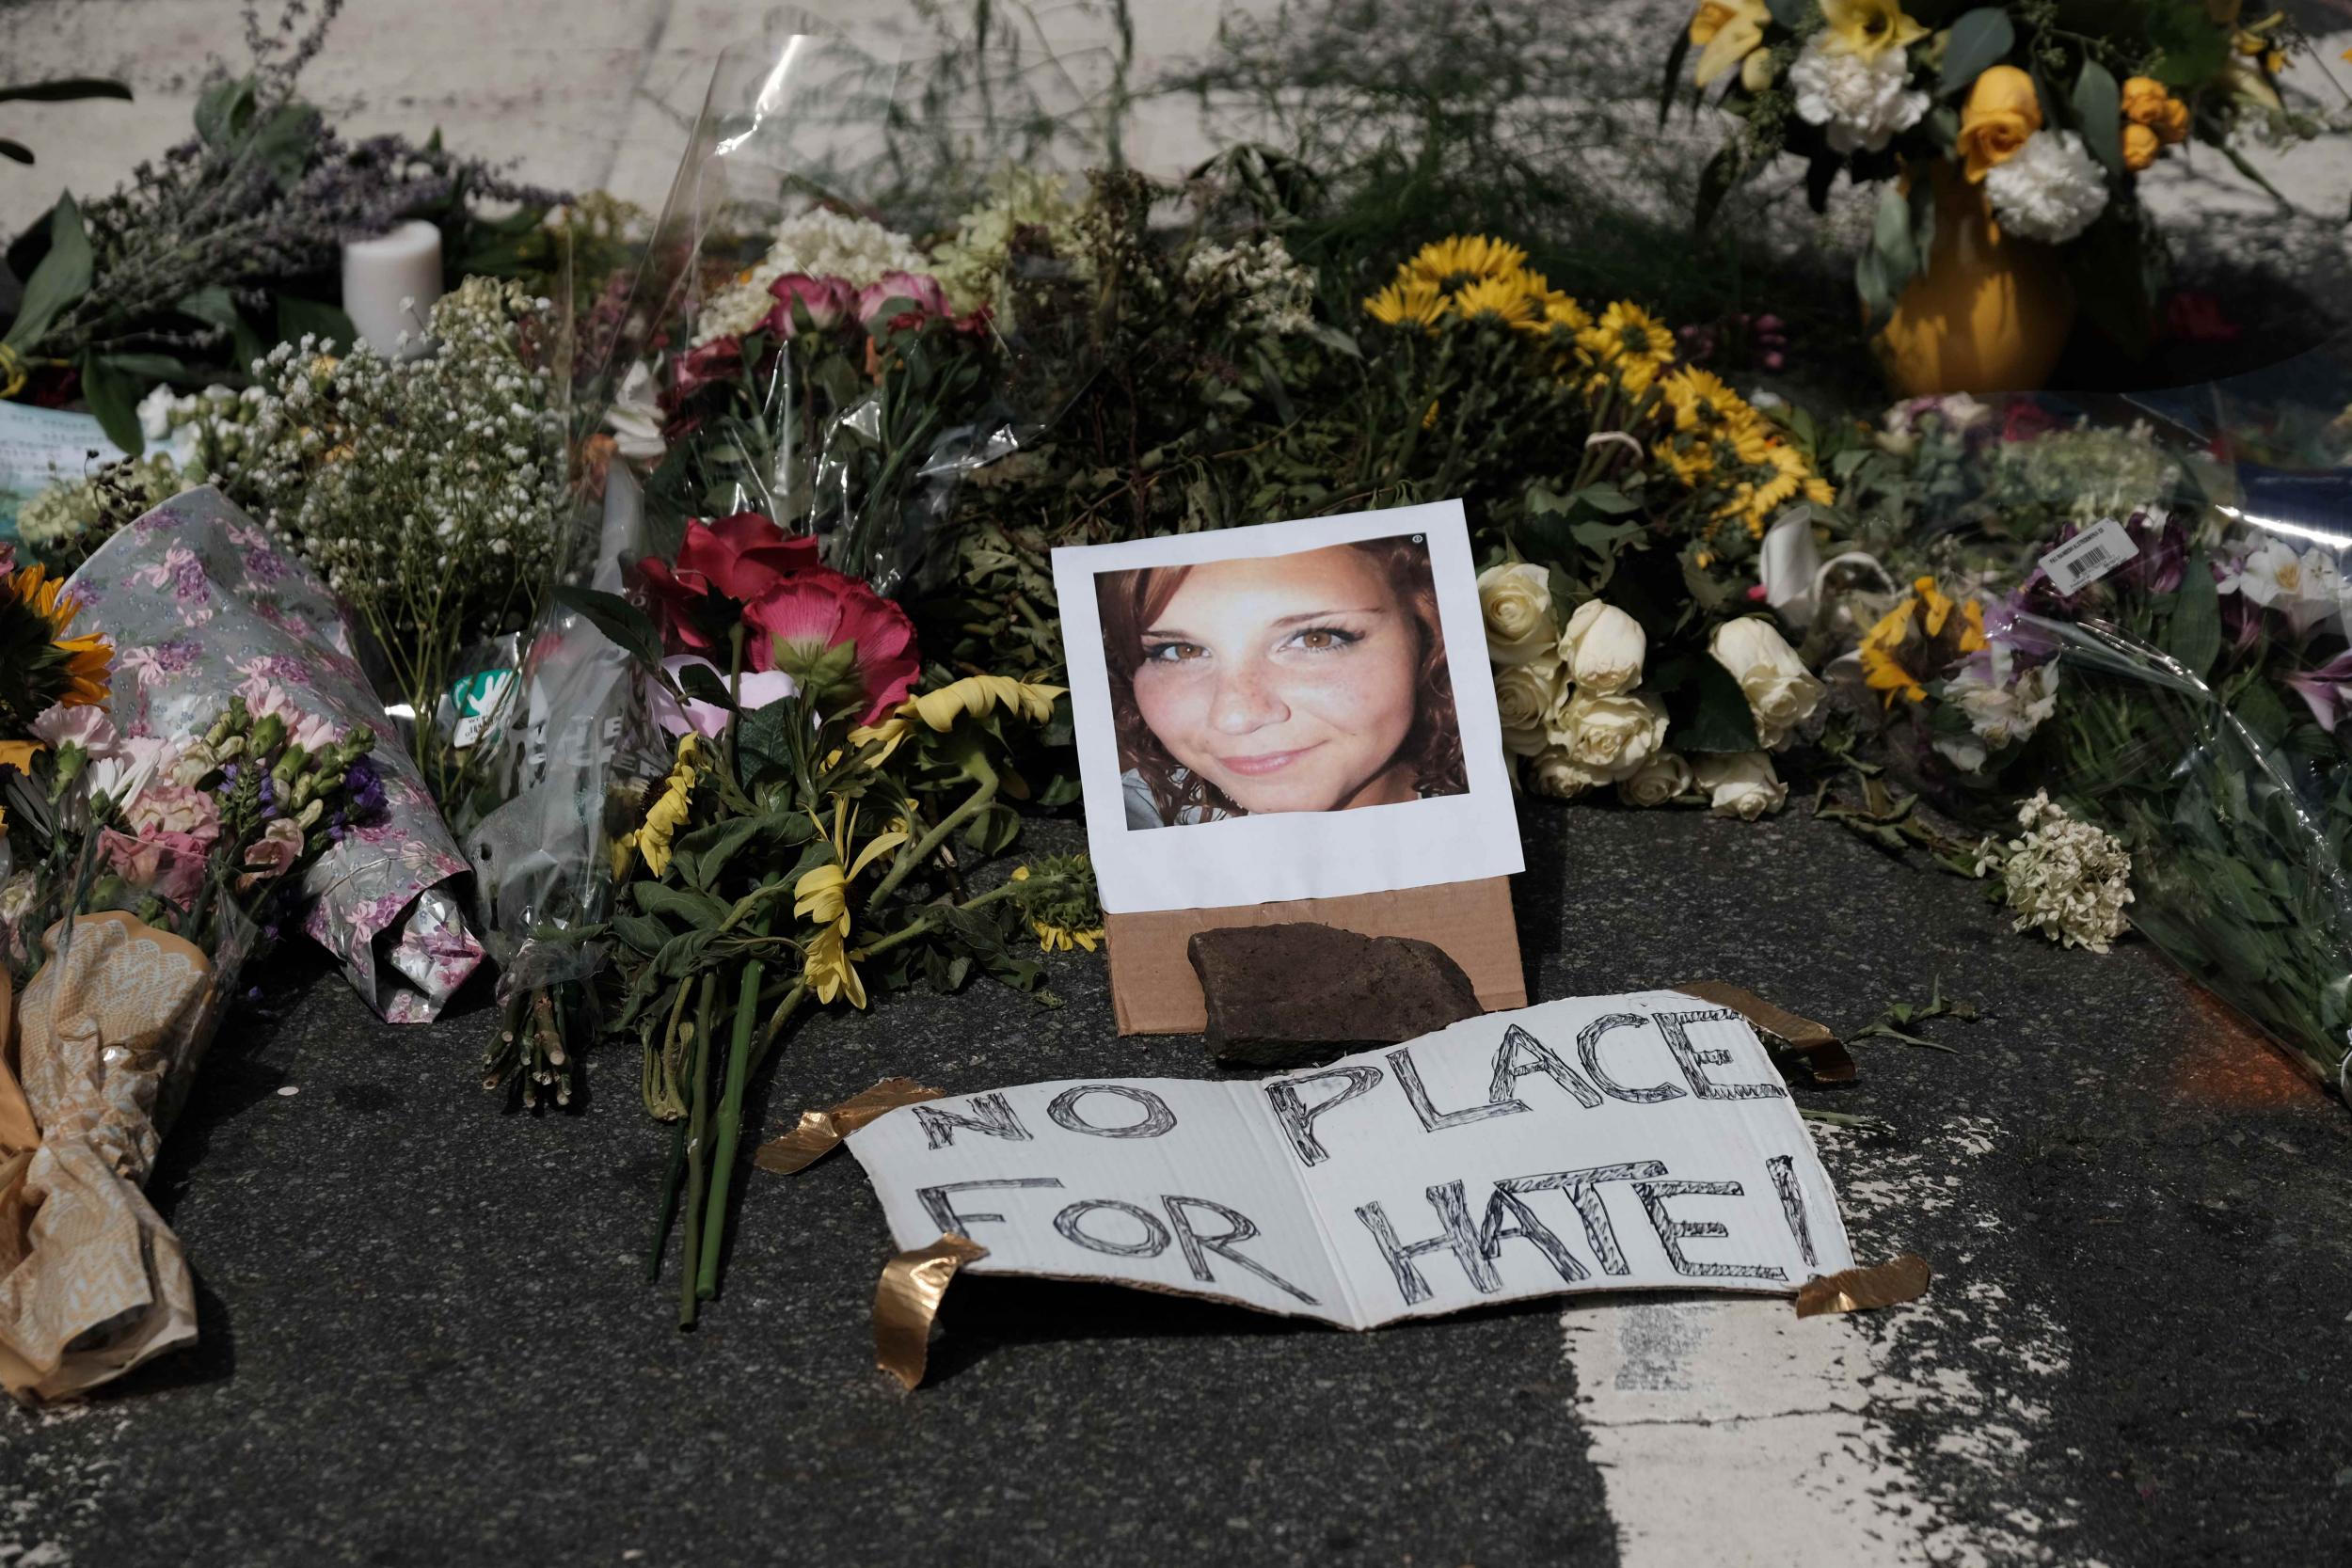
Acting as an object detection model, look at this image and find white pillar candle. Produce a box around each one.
[340,219,444,357]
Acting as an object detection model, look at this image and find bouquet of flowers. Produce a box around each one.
[1668,0,2323,354]
[551,513,1087,1323]
[0,546,387,1402]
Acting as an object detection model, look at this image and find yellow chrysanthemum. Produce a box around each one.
[1453,275,1541,327]
[1820,0,1926,62]
[1653,436,1715,487]
[1363,277,1449,330]
[1402,234,1530,291]
[1660,366,1753,434]
[1581,301,1677,366]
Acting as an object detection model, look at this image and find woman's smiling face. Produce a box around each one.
[1130,545,1421,815]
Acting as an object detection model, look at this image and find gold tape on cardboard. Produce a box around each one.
[755,1076,944,1176]
[1795,1254,1931,1318]
[1677,979,1858,1084]
[875,1233,989,1389]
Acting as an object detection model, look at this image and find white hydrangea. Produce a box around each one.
[1976,791,2133,953]
[1788,38,1928,154]
[692,208,931,344]
[1984,129,2109,245]
[930,166,1090,316]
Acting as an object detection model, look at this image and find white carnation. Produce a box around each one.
[1984,130,2109,245]
[693,208,930,344]
[1788,39,1928,155]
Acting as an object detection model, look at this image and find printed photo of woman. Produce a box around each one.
[1096,535,1467,830]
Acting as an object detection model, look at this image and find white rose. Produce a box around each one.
[1478,562,1558,666]
[1553,689,1668,781]
[1560,599,1645,696]
[1529,746,1606,800]
[1693,752,1788,821]
[1616,750,1692,809]
[1708,616,1824,750]
[1493,655,1565,757]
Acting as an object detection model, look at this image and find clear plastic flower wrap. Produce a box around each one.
[1828,345,2352,1101]
[460,467,673,1107]
[617,28,1089,597]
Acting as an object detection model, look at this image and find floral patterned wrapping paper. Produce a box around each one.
[65,486,483,1022]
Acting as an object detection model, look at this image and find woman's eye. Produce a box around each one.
[1286,626,1360,652]
[1143,641,1206,663]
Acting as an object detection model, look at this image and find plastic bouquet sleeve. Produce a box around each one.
[626,30,1089,598]
[463,467,671,1017]
[62,486,484,1022]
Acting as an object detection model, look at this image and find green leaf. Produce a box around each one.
[1763,0,1807,26]
[611,912,672,956]
[1573,482,1642,515]
[962,802,1023,855]
[77,351,143,453]
[2165,550,2220,678]
[1694,146,1744,234]
[1854,247,1894,328]
[275,293,358,350]
[1659,29,1693,127]
[251,102,319,191]
[634,882,730,931]
[194,76,256,149]
[1872,182,1919,294]
[1938,9,2016,96]
[1653,653,1760,752]
[676,661,735,709]
[3,192,90,353]
[0,77,133,104]
[674,817,765,890]
[554,585,666,673]
[2073,59,2123,177]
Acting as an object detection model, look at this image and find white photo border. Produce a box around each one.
[1053,499,1523,915]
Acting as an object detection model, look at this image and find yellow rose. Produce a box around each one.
[1958,66,2042,183]
[2123,121,2161,171]
[2122,76,2191,145]
[1690,0,1771,89]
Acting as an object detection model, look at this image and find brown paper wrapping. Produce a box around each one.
[874,1233,988,1390]
[755,1077,944,1176]
[0,911,219,1403]
[1795,1254,1932,1318]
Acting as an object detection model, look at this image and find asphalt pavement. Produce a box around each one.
[4,801,2348,1568]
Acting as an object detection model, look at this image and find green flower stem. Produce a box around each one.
[865,762,1000,912]
[676,973,719,1329]
[644,1116,687,1283]
[749,979,812,1079]
[695,891,777,1302]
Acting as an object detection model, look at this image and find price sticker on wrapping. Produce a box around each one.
[2038,516,2136,596]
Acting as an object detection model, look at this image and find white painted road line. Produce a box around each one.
[1562,1118,2094,1568]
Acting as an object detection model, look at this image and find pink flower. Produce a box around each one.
[762,274,857,338]
[649,656,799,737]
[741,573,920,725]
[238,817,306,889]
[853,271,950,330]
[31,704,119,758]
[2286,650,2352,732]
[106,830,213,908]
[239,674,345,753]
[638,512,823,658]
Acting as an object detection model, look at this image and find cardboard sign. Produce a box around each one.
[847,990,1853,1327]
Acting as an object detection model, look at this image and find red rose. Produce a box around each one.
[741,572,921,725]
[640,513,822,657]
[762,274,857,339]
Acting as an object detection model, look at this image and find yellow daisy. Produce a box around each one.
[1362,277,1449,330]
[1453,275,1541,327]
[1402,234,1530,291]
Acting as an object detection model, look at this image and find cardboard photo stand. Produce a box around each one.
[1104,877,1527,1036]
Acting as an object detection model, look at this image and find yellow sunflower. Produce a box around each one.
[1402,234,1531,291]
[2,562,111,712]
[1653,436,1715,487]
[1362,276,1449,330]
[1659,366,1752,434]
[1858,577,1988,705]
